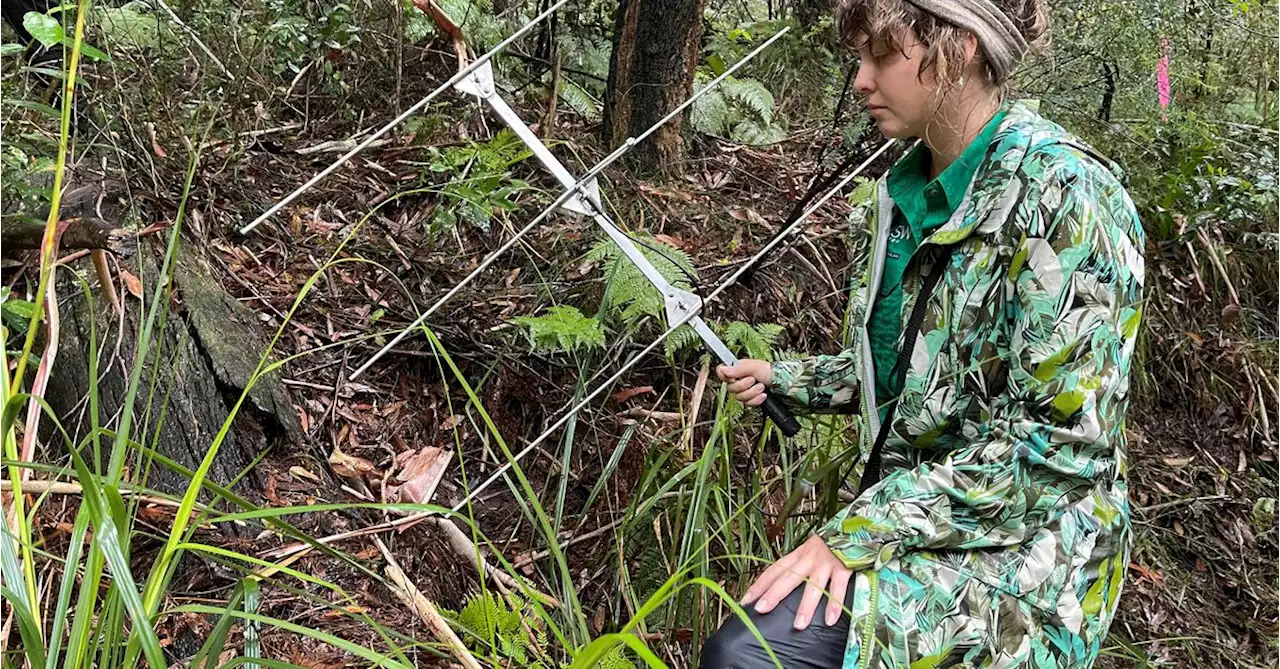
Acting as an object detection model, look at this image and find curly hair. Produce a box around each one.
[836,0,1048,91]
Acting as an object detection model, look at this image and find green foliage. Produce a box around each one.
[663,321,783,361]
[516,306,606,353]
[690,73,787,145]
[1,287,38,341]
[23,9,109,60]
[444,591,558,668]
[558,78,602,121]
[586,235,696,327]
[255,0,361,76]
[94,1,169,49]
[425,129,537,235]
[1,146,54,228]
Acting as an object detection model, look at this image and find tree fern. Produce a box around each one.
[690,73,787,146]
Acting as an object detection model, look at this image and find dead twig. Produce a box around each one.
[91,250,120,313]
[1,479,212,513]
[614,407,683,422]
[431,516,560,608]
[374,536,483,669]
[683,361,710,455]
[295,138,391,156]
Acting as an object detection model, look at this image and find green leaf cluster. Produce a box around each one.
[427,129,537,235]
[23,9,109,61]
[516,305,606,353]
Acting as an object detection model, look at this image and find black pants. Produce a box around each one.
[699,587,855,669]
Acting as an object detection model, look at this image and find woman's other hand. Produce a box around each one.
[715,359,772,407]
[741,535,853,630]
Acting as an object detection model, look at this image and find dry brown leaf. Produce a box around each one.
[329,445,376,479]
[611,386,654,404]
[389,447,452,505]
[440,414,463,431]
[653,234,686,249]
[120,269,143,299]
[1161,455,1194,468]
[727,206,766,225]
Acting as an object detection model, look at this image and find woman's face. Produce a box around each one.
[853,31,939,139]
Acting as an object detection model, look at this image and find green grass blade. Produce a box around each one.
[1,585,49,667]
[63,438,168,667]
[171,605,415,669]
[43,506,92,669]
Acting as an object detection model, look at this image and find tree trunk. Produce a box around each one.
[44,242,304,503]
[602,0,706,177]
[1098,60,1117,122]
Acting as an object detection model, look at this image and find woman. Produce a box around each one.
[702,0,1144,666]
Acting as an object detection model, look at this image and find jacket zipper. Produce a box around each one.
[858,570,880,669]
[860,180,894,452]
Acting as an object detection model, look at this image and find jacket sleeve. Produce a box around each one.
[817,163,1144,570]
[769,351,863,414]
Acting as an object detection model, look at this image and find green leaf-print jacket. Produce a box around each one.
[771,101,1144,621]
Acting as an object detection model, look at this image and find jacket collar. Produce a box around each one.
[912,99,1120,247]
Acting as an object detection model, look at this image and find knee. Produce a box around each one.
[699,614,754,669]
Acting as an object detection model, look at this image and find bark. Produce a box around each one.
[44,242,303,503]
[602,0,707,177]
[1,216,137,257]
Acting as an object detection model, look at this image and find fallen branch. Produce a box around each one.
[1,479,212,513]
[512,517,623,569]
[2,216,137,257]
[374,537,483,669]
[431,516,560,608]
[295,138,391,156]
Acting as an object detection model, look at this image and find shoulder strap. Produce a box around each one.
[856,246,954,496]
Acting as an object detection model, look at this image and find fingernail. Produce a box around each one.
[753,598,769,613]
[793,615,808,630]
[825,609,839,626]
[740,592,755,605]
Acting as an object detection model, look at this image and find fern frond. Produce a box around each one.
[722,77,775,123]
[663,324,703,359]
[588,234,698,328]
[560,79,601,121]
[691,88,732,137]
[731,118,788,146]
[515,305,605,353]
[720,321,785,360]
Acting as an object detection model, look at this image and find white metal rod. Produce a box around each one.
[450,139,895,513]
[350,27,790,379]
[238,0,570,235]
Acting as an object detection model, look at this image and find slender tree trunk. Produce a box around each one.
[602,0,707,177]
[1098,60,1117,122]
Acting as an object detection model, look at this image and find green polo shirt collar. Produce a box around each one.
[867,110,1005,410]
